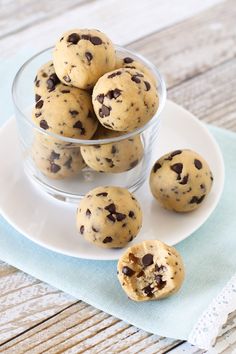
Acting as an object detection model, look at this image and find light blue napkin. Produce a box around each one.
[0,51,236,341]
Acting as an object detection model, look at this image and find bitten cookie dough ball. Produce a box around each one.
[92,68,158,131]
[81,125,144,173]
[149,149,214,212]
[34,61,60,99]
[32,137,85,179]
[76,186,142,248]
[53,29,116,89]
[32,85,98,139]
[117,240,185,301]
[116,56,156,85]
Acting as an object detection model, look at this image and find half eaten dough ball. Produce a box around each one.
[117,240,185,301]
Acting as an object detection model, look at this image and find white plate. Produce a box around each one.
[0,100,224,260]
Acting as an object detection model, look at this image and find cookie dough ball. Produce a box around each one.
[149,149,214,212]
[81,125,144,173]
[92,68,158,131]
[53,29,116,89]
[32,85,98,140]
[32,137,85,179]
[76,186,142,248]
[116,56,156,85]
[117,240,185,301]
[34,61,60,100]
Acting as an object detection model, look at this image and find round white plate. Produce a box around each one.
[0,100,224,260]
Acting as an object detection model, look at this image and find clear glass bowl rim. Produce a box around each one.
[12,45,167,145]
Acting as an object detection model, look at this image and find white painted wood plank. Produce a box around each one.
[0,0,223,58]
[0,0,83,38]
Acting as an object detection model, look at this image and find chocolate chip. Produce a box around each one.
[124,57,134,64]
[179,174,189,185]
[81,34,90,40]
[35,100,44,109]
[64,156,72,169]
[34,75,38,83]
[61,90,70,93]
[155,275,167,290]
[50,150,60,161]
[90,36,102,45]
[210,175,214,181]
[35,80,40,87]
[142,253,154,267]
[106,89,122,100]
[122,266,135,277]
[103,236,113,243]
[128,211,135,218]
[165,150,182,161]
[137,270,144,278]
[111,145,117,154]
[50,163,61,173]
[155,264,167,272]
[85,51,93,62]
[40,119,49,130]
[92,226,99,232]
[107,214,116,222]
[194,159,202,170]
[116,213,126,221]
[170,163,183,178]
[96,192,108,197]
[60,37,64,42]
[108,71,122,79]
[86,209,91,217]
[67,33,80,44]
[35,112,41,118]
[94,144,101,149]
[35,94,41,102]
[129,253,139,263]
[200,183,205,190]
[99,105,111,118]
[69,110,78,116]
[80,225,84,234]
[142,285,153,296]
[73,120,85,134]
[131,75,141,84]
[130,160,138,169]
[63,75,71,83]
[105,203,116,214]
[144,81,151,91]
[189,195,205,204]
[153,162,161,173]
[96,94,104,104]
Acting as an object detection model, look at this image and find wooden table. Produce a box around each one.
[1,0,236,352]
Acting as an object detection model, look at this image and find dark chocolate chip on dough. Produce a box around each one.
[122,266,135,277]
[142,253,154,267]
[99,104,111,118]
[124,57,134,64]
[39,119,49,130]
[189,195,205,204]
[90,36,102,45]
[35,100,44,109]
[153,162,162,173]
[103,236,113,243]
[194,159,203,170]
[67,33,80,44]
[85,51,93,62]
[50,163,61,173]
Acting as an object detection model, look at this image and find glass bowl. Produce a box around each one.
[12,45,166,203]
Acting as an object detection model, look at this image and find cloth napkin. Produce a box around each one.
[1,52,236,350]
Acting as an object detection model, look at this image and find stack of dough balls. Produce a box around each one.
[31,28,159,179]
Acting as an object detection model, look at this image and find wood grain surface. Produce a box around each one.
[0,0,236,353]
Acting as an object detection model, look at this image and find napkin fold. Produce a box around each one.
[0,124,236,350]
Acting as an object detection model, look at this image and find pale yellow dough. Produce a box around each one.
[32,136,85,179]
[117,240,185,301]
[81,125,144,173]
[76,186,142,248]
[32,85,98,140]
[92,68,159,131]
[149,149,214,212]
[53,29,116,89]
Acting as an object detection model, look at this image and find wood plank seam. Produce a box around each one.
[0,301,79,348]
[0,0,97,41]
